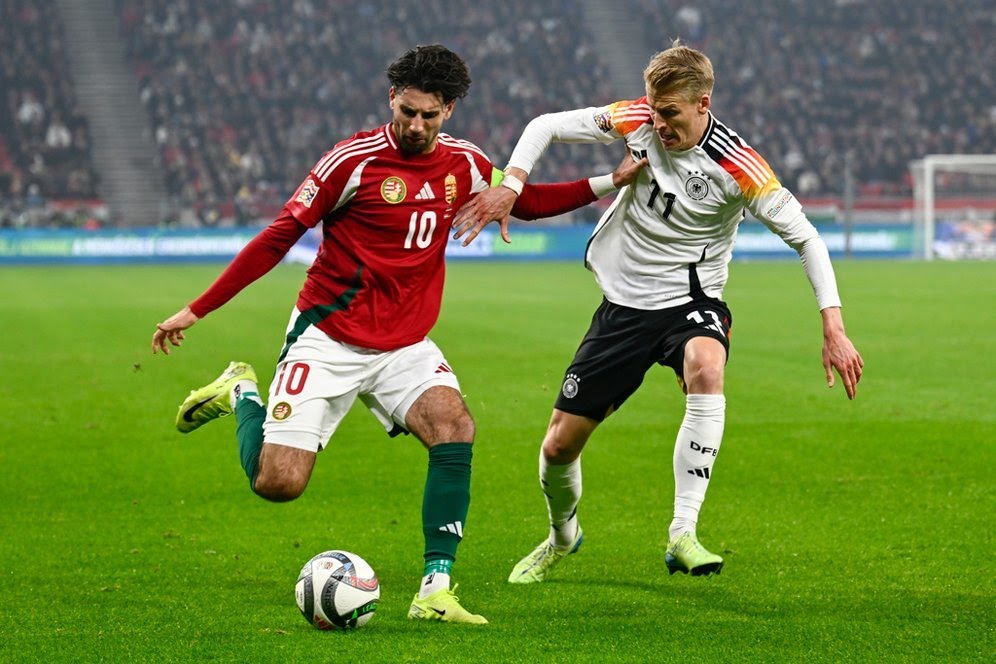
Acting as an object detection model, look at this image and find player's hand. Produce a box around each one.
[452,186,518,246]
[821,308,863,399]
[152,306,199,355]
[612,152,649,188]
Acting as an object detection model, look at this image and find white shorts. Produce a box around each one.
[261,308,461,452]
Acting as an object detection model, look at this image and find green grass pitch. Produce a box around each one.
[0,259,992,662]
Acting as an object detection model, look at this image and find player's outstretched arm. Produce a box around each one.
[152,305,200,355]
[452,153,646,246]
[510,151,647,223]
[452,168,525,246]
[820,307,864,399]
[150,211,309,356]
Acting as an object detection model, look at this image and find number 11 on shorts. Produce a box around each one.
[686,310,725,335]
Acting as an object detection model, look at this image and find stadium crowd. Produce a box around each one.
[1,0,993,227]
[115,0,618,223]
[0,0,100,228]
[635,0,996,196]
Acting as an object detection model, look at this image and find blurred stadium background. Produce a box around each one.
[0,0,993,259]
[2,4,994,659]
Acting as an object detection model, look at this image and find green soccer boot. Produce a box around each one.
[408,585,488,625]
[665,532,724,576]
[507,527,584,584]
[175,361,257,433]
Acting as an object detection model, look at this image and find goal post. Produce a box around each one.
[910,154,996,260]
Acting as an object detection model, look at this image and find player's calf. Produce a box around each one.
[251,444,315,501]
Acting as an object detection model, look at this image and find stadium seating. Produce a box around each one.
[2,0,993,226]
[631,0,996,197]
[115,0,619,223]
[0,0,99,227]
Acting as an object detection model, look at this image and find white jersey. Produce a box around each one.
[507,99,841,311]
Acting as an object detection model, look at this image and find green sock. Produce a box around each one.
[423,558,453,577]
[422,442,473,563]
[234,392,265,491]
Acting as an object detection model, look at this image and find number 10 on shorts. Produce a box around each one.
[275,362,311,396]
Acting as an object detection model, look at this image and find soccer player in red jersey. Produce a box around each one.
[151,44,642,624]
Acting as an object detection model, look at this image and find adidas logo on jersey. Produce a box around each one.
[414,182,436,200]
[438,521,463,538]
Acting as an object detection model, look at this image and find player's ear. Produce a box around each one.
[389,86,397,108]
[442,99,455,120]
[698,94,711,114]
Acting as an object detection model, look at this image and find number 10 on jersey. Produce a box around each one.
[404,211,437,249]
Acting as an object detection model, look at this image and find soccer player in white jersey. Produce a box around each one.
[453,41,864,582]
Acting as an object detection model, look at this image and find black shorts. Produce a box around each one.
[554,297,732,421]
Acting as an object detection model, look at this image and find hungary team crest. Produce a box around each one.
[381,176,406,204]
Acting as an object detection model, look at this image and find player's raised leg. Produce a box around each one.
[509,410,595,584]
[404,386,487,625]
[176,360,268,486]
[175,360,318,500]
[666,337,726,576]
[176,361,258,433]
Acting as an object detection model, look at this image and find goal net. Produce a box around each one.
[910,154,996,260]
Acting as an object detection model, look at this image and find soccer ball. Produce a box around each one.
[295,550,380,630]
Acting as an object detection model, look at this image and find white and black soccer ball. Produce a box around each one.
[295,550,380,630]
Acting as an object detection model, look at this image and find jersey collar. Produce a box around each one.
[696,112,717,149]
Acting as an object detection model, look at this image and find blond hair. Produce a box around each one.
[643,40,714,101]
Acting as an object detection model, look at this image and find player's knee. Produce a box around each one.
[406,386,476,443]
[541,440,568,463]
[415,414,476,446]
[253,471,308,502]
[437,412,475,443]
[541,429,585,463]
[683,362,724,393]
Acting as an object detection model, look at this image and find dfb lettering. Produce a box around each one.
[690,441,718,456]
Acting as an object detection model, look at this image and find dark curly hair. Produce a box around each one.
[386,44,471,104]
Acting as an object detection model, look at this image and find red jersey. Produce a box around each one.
[285,124,496,349]
[189,124,601,351]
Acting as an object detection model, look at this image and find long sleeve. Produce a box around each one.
[749,187,842,311]
[507,108,620,175]
[188,210,309,317]
[511,179,601,220]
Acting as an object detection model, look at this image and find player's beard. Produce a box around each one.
[395,123,436,156]
[399,134,434,155]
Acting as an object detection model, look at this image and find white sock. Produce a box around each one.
[231,379,262,409]
[540,451,582,548]
[669,394,726,541]
[419,572,450,598]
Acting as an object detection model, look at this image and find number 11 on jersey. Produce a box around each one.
[647,179,676,221]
